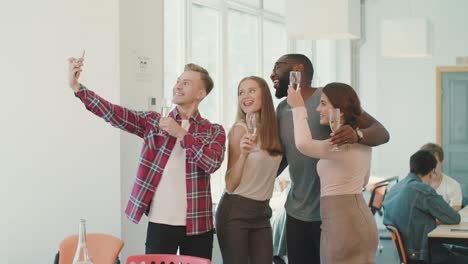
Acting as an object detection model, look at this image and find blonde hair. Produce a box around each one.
[235,76,283,156]
[184,63,214,95]
[420,143,444,162]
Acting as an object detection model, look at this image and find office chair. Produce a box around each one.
[386,225,407,264]
[369,182,389,216]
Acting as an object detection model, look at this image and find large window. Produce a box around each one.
[163,0,183,98]
[191,4,221,123]
[163,0,310,201]
[262,18,286,107]
[225,9,258,126]
[164,0,288,124]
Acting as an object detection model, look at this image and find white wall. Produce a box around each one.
[315,39,352,86]
[2,0,121,263]
[360,0,468,176]
[2,0,165,262]
[119,0,164,260]
[335,40,352,85]
[316,40,337,86]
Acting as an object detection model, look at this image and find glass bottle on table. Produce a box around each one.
[73,219,94,264]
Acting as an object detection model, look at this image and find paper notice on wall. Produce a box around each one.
[135,55,153,82]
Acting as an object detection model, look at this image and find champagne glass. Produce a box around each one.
[329,108,341,152]
[289,71,301,90]
[246,112,259,152]
[157,98,173,136]
[160,98,173,118]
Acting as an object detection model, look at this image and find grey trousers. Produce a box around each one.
[215,192,273,264]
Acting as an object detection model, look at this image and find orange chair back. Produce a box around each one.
[126,254,211,264]
[386,225,407,264]
[369,182,388,214]
[59,233,124,264]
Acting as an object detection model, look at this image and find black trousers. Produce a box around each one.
[215,193,273,264]
[286,214,321,264]
[145,222,214,260]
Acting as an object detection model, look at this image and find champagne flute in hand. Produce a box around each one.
[289,71,301,90]
[157,97,173,136]
[160,98,173,118]
[246,112,259,152]
[329,108,341,151]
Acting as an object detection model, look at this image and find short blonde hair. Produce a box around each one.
[420,143,444,162]
[184,63,214,95]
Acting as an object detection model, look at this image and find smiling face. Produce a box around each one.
[270,56,294,99]
[172,70,206,106]
[238,79,262,114]
[316,93,335,126]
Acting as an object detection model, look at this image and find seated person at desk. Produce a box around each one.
[421,143,463,211]
[383,150,466,264]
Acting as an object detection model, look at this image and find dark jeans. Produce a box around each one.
[145,222,214,260]
[286,214,321,264]
[215,193,273,264]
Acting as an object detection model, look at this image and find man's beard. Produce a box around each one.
[274,79,289,99]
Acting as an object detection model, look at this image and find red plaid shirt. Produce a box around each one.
[75,85,226,235]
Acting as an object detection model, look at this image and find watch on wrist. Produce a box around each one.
[355,127,364,143]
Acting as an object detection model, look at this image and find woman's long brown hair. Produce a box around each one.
[322,82,362,128]
[235,76,283,156]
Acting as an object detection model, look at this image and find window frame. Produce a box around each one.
[164,0,317,202]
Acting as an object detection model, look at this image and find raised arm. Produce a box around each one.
[75,86,149,137]
[224,125,252,192]
[330,110,390,147]
[287,87,340,159]
[292,107,340,160]
[68,55,148,137]
[180,124,226,174]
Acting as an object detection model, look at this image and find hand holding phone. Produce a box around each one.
[68,50,85,92]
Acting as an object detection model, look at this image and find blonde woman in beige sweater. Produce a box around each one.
[215,76,283,264]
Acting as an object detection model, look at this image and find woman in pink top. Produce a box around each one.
[287,82,378,264]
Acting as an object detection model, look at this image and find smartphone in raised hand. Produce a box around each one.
[79,50,85,61]
[74,50,85,78]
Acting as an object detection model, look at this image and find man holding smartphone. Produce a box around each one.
[68,53,226,260]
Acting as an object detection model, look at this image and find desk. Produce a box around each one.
[364,175,398,191]
[428,206,468,263]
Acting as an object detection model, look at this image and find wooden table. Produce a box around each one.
[427,206,468,263]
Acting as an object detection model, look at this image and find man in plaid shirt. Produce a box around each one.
[68,55,226,260]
